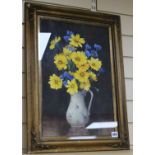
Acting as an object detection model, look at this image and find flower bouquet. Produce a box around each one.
[48,30,104,95]
[48,30,104,127]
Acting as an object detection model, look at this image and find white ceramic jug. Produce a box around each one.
[66,90,94,128]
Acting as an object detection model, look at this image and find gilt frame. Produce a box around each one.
[24,1,129,153]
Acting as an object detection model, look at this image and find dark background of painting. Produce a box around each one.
[40,19,114,136]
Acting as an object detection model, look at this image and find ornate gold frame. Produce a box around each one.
[24,1,129,153]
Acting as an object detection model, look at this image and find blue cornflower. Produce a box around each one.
[85,50,92,57]
[66,30,73,36]
[91,50,98,58]
[94,44,102,51]
[85,43,91,50]
[63,31,73,42]
[63,35,70,41]
[64,72,74,80]
[61,72,74,80]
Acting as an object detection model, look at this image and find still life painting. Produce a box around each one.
[39,19,117,139]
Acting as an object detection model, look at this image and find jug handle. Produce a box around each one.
[88,90,94,116]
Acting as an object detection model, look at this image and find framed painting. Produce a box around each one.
[24,1,129,153]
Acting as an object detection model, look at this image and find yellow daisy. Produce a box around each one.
[54,54,68,70]
[48,74,62,90]
[74,69,90,82]
[49,36,61,50]
[80,80,91,91]
[71,51,87,68]
[89,57,102,71]
[66,79,78,95]
[89,72,97,81]
[79,62,90,71]
[63,47,71,59]
[69,34,85,47]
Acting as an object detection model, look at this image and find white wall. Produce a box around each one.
[22,0,133,154]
